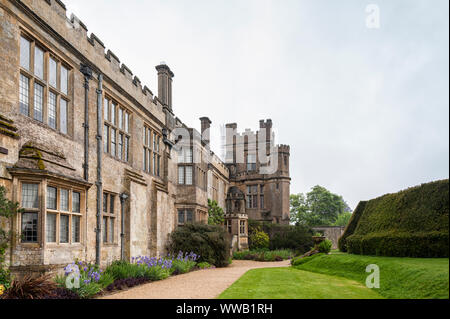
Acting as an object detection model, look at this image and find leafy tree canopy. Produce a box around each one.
[290,185,352,227]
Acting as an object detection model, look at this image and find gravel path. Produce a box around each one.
[100,260,291,299]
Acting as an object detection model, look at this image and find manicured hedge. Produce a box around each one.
[346,231,449,257]
[339,179,449,257]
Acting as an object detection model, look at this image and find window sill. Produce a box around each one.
[103,152,130,165]
[46,243,84,248]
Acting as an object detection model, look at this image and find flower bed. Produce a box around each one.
[53,251,201,299]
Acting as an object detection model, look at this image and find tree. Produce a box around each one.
[290,185,352,227]
[0,186,21,264]
[207,199,224,225]
[333,211,352,227]
[1,186,21,289]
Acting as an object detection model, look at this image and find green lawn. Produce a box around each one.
[295,253,449,299]
[218,267,383,299]
[219,253,449,299]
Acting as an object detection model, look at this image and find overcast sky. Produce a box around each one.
[66,0,449,209]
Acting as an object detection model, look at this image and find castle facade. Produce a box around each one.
[0,0,290,274]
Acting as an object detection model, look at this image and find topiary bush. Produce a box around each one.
[167,223,230,267]
[341,179,449,257]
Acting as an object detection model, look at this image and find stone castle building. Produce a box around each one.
[0,0,290,273]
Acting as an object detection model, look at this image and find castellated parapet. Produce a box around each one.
[24,0,166,123]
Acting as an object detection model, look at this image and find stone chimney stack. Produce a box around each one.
[155,62,174,110]
[200,117,212,145]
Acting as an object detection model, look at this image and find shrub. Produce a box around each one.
[340,179,449,257]
[267,225,313,255]
[167,223,230,267]
[2,274,57,299]
[249,229,269,250]
[248,220,313,254]
[318,239,332,253]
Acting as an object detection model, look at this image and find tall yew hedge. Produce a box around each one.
[338,179,449,257]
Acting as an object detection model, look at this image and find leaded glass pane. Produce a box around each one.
[19,74,30,116]
[186,210,193,223]
[49,57,57,88]
[72,192,80,213]
[61,65,68,95]
[185,166,193,185]
[22,183,38,209]
[22,212,38,243]
[48,92,57,129]
[34,46,44,79]
[178,166,184,184]
[124,112,129,133]
[109,218,114,243]
[34,83,44,122]
[104,98,109,121]
[47,186,57,210]
[60,98,68,134]
[72,216,80,243]
[60,189,69,211]
[118,108,123,129]
[60,215,69,243]
[178,210,185,224]
[20,36,30,70]
[103,217,107,242]
[46,213,56,243]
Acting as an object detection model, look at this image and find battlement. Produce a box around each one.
[29,0,165,121]
[277,144,290,153]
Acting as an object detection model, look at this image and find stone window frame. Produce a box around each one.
[240,220,247,236]
[16,178,85,247]
[177,146,193,185]
[102,192,117,245]
[246,185,258,209]
[103,96,131,163]
[45,183,84,246]
[143,124,162,177]
[177,208,194,226]
[18,31,73,136]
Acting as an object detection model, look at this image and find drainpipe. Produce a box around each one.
[80,64,92,181]
[119,193,129,261]
[95,73,103,265]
